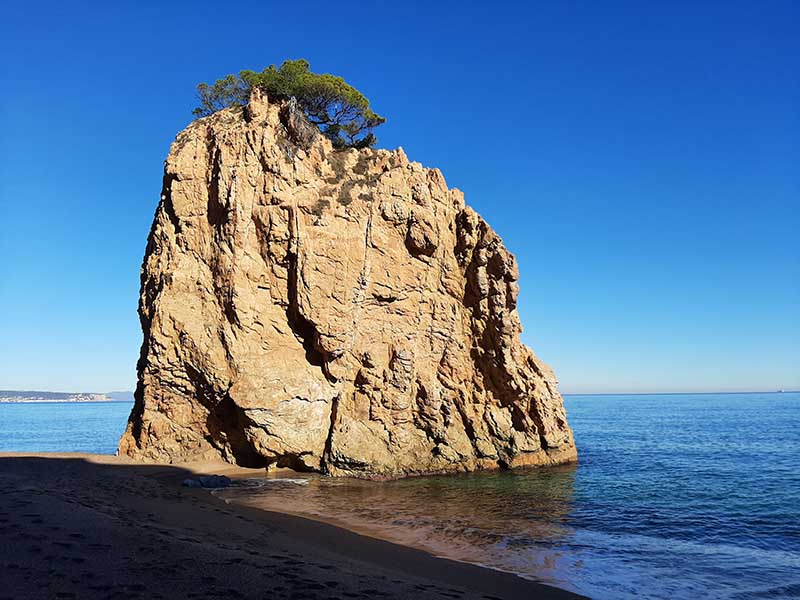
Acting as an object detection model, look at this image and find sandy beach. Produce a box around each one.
[0,453,583,600]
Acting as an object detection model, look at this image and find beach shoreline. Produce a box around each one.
[0,452,584,599]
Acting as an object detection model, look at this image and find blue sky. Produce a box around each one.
[1,1,797,393]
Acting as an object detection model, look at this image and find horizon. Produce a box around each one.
[1,1,798,393]
[3,388,798,398]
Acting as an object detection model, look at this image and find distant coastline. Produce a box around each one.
[2,390,794,403]
[0,390,134,404]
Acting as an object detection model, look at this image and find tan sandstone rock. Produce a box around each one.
[118,90,577,477]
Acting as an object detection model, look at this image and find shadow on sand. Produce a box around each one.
[0,454,585,600]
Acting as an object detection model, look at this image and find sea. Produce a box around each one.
[1,392,798,599]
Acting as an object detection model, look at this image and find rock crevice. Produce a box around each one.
[119,92,577,477]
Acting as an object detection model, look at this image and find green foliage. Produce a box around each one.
[192,74,248,117]
[193,59,385,149]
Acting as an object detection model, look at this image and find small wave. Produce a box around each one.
[230,477,310,489]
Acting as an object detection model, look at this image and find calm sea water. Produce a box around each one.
[0,401,132,454]
[1,393,798,598]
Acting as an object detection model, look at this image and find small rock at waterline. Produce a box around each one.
[182,475,232,488]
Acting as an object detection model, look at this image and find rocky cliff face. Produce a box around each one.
[119,90,577,477]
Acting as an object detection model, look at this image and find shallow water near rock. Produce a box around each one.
[214,392,800,599]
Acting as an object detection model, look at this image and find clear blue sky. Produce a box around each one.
[1,1,797,393]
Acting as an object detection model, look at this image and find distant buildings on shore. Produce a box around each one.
[0,390,134,403]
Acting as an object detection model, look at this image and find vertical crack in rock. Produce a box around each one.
[321,393,340,472]
[207,146,228,228]
[119,91,577,477]
[348,202,374,348]
[285,207,327,371]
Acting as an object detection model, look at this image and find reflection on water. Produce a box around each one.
[215,393,800,599]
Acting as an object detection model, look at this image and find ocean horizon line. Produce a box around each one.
[562,389,798,396]
[2,389,798,401]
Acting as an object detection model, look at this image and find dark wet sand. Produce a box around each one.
[0,453,585,600]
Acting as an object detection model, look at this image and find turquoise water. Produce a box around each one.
[0,401,132,454]
[1,393,798,598]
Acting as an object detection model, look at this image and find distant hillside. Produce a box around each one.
[0,390,134,403]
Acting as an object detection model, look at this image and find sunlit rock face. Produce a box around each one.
[119,90,577,477]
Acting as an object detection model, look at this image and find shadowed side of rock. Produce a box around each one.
[119,89,577,477]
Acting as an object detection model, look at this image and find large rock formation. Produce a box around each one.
[119,91,577,477]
